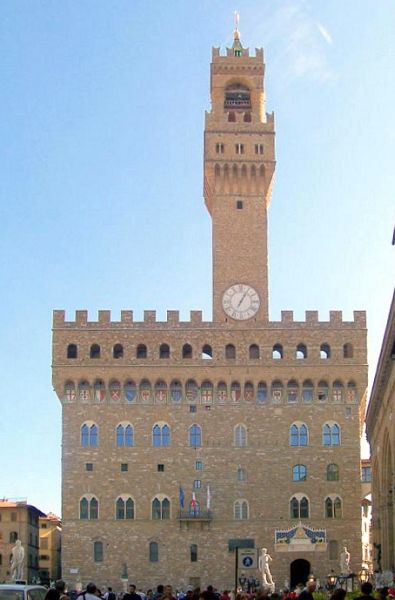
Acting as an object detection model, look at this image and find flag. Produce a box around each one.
[179,486,185,509]
[207,485,211,510]
[191,492,197,509]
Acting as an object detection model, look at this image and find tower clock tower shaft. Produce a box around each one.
[203,29,275,323]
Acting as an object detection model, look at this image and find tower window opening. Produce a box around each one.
[235,143,244,155]
[224,83,251,109]
[243,112,251,122]
[234,49,242,57]
[236,200,243,209]
[255,144,264,155]
[228,112,236,122]
[215,143,224,154]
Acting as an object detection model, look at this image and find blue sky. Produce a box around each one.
[0,1,393,516]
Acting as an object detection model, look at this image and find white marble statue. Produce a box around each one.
[259,548,275,590]
[340,546,351,575]
[10,539,25,581]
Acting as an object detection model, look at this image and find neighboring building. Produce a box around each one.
[361,459,372,573]
[366,288,395,573]
[52,28,368,591]
[0,499,45,583]
[38,513,61,584]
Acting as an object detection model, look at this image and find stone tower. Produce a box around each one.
[52,26,367,592]
[204,30,275,322]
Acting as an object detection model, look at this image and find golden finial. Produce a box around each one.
[234,10,240,39]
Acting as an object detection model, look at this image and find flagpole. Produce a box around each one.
[235,546,239,597]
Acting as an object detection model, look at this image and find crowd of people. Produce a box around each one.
[43,579,395,600]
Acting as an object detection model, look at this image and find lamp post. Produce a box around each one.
[359,569,369,584]
[327,571,337,593]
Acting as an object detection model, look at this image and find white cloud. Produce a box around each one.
[317,22,333,45]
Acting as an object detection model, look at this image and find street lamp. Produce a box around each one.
[327,571,337,591]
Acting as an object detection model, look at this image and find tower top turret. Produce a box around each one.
[232,11,244,56]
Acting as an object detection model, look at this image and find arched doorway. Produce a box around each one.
[290,559,311,589]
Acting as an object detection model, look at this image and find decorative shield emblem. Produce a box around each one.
[347,389,355,402]
[111,388,121,401]
[244,387,254,401]
[201,388,213,404]
[231,386,241,402]
[141,387,151,403]
[171,388,182,402]
[94,387,106,402]
[186,382,198,403]
[272,389,282,403]
[65,388,76,402]
[257,388,267,403]
[79,388,90,402]
[333,390,342,403]
[125,386,136,402]
[155,389,167,403]
[217,388,227,403]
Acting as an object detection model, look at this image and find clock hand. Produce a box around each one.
[237,291,248,308]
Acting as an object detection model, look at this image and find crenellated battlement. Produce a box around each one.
[53,309,366,329]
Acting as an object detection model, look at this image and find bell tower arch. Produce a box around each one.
[203,27,275,322]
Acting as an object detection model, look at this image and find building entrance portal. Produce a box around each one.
[290,559,311,589]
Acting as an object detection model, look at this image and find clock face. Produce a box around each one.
[222,284,260,320]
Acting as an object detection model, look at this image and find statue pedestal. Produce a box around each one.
[121,578,128,593]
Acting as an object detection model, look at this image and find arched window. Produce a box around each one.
[234,500,249,520]
[152,497,170,520]
[136,344,147,359]
[182,343,193,359]
[226,344,236,359]
[272,344,283,359]
[217,381,227,403]
[243,112,251,122]
[81,423,98,447]
[302,380,313,403]
[9,532,18,544]
[90,344,100,359]
[124,380,137,403]
[139,379,151,403]
[202,344,213,359]
[78,381,90,402]
[201,380,213,404]
[257,382,267,404]
[214,163,221,176]
[80,496,98,519]
[325,497,342,519]
[287,380,299,403]
[249,344,260,359]
[170,380,182,403]
[332,380,344,403]
[93,380,105,403]
[234,424,247,447]
[244,381,254,401]
[109,380,121,402]
[67,344,77,359]
[152,423,170,447]
[329,540,339,560]
[189,424,202,447]
[113,344,123,359]
[290,496,309,519]
[317,380,328,402]
[64,381,76,402]
[327,464,339,481]
[186,379,198,403]
[323,423,341,446]
[116,424,134,447]
[116,497,135,520]
[154,380,167,403]
[292,465,307,481]
[190,544,198,562]
[237,466,246,482]
[159,343,170,359]
[232,164,238,178]
[228,111,236,122]
[343,343,354,358]
[296,344,307,359]
[149,541,158,562]
[231,381,241,402]
[290,423,308,447]
[93,541,103,562]
[320,343,331,359]
[271,380,283,403]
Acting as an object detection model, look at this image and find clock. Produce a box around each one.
[222,284,260,320]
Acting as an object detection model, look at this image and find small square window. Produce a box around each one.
[195,460,204,471]
[189,405,197,413]
[345,406,352,417]
[157,464,165,472]
[193,479,201,489]
[86,463,93,472]
[205,405,211,411]
[236,200,243,210]
[120,463,128,472]
[11,513,17,522]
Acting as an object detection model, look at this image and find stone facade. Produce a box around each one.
[52,30,368,592]
[366,288,395,573]
[39,513,62,584]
